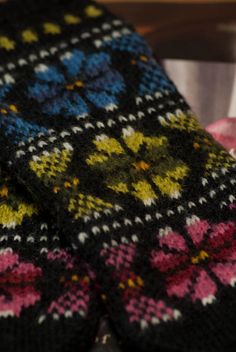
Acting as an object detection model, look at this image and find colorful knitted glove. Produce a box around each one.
[1,0,236,351]
[0,169,99,351]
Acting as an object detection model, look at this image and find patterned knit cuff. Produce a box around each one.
[0,0,120,63]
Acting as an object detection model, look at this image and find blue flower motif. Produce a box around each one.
[27,50,126,118]
[0,109,49,144]
[101,33,153,57]
[135,58,177,96]
[101,33,176,95]
[0,85,11,99]
[0,85,48,144]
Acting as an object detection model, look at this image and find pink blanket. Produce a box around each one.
[206,118,236,158]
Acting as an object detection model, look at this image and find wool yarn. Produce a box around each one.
[0,168,99,351]
[0,0,236,351]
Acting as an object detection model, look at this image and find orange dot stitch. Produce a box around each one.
[73,178,79,186]
[193,142,200,150]
[0,186,8,198]
[83,276,90,284]
[127,278,136,288]
[9,104,18,113]
[137,276,144,287]
[101,294,107,301]
[66,83,75,90]
[64,181,72,189]
[140,55,148,62]
[134,160,150,171]
[118,282,125,289]
[71,274,79,282]
[191,250,209,265]
[204,138,212,145]
[75,80,84,88]
[53,186,61,194]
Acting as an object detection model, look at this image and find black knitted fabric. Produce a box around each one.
[1,0,236,351]
[0,168,99,352]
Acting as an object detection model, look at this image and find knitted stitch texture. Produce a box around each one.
[0,169,99,351]
[1,0,236,351]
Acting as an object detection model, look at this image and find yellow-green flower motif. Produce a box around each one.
[0,202,37,229]
[0,174,38,228]
[86,127,189,206]
[158,109,202,132]
[21,29,38,43]
[0,36,15,51]
[159,109,235,174]
[0,184,37,229]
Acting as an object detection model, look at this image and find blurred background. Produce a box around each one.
[101,0,236,126]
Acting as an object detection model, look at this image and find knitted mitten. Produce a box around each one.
[0,169,99,352]
[1,0,236,351]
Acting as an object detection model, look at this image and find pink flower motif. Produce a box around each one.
[47,249,74,269]
[47,286,90,318]
[126,296,181,329]
[100,241,182,327]
[100,243,136,270]
[0,250,42,317]
[46,249,90,319]
[151,217,236,305]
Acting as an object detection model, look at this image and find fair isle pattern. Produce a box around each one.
[0,171,99,351]
[151,217,236,305]
[86,128,189,204]
[27,50,125,117]
[0,3,104,51]
[1,1,236,352]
